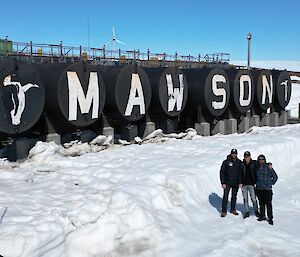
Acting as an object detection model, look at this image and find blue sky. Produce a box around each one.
[1,0,299,61]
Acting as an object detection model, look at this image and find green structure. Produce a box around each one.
[0,39,12,55]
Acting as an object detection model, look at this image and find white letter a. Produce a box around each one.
[125,74,145,116]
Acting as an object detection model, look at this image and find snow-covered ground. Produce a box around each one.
[0,125,300,257]
[1,65,300,256]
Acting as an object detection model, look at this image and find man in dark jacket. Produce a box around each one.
[242,151,259,219]
[220,149,244,217]
[255,154,278,225]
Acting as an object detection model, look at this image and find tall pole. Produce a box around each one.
[247,33,251,69]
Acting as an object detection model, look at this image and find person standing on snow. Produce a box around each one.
[255,154,278,225]
[220,149,244,217]
[241,151,260,219]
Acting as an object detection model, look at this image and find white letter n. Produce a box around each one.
[262,75,273,104]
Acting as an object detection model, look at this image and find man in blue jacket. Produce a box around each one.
[220,149,244,217]
[255,154,278,225]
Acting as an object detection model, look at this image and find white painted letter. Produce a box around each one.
[125,73,145,116]
[67,71,99,121]
[262,75,273,104]
[280,80,288,101]
[239,75,251,107]
[212,74,227,109]
[166,74,184,112]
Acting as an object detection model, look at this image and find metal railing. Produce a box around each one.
[0,40,230,65]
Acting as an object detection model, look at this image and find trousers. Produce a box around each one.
[242,185,258,213]
[256,189,273,220]
[221,185,239,212]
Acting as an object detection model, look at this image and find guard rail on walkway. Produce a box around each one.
[0,40,230,66]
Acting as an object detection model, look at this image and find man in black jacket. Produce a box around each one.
[220,149,244,217]
[242,151,259,219]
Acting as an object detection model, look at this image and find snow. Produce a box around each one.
[1,124,300,257]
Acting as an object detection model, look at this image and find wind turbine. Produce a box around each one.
[105,26,125,51]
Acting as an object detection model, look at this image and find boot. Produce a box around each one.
[268,219,274,225]
[220,212,227,217]
[257,216,267,221]
[243,212,250,219]
[230,210,238,215]
[255,211,260,217]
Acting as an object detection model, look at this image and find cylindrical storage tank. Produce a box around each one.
[226,68,254,114]
[271,70,292,111]
[100,65,151,126]
[250,69,273,113]
[35,62,106,133]
[144,67,188,120]
[184,67,230,119]
[0,59,45,135]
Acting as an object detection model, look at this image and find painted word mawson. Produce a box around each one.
[0,59,291,140]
